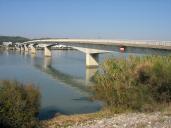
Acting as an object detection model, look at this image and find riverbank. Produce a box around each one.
[68,112,171,128]
[41,55,171,128]
[41,108,171,128]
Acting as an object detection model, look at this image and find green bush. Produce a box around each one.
[92,55,171,112]
[0,80,41,128]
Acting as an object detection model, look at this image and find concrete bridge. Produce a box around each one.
[17,39,171,68]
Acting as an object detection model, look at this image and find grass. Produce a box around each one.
[43,55,171,127]
[92,55,171,112]
[1,55,171,127]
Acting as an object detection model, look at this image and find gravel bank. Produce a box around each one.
[66,113,171,128]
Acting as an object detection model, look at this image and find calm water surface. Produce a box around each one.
[1,49,170,120]
[0,50,116,120]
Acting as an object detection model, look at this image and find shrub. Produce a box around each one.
[0,80,41,128]
[92,55,171,112]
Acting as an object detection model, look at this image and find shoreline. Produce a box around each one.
[41,109,171,128]
[41,104,171,128]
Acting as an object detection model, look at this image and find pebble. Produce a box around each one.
[67,113,171,128]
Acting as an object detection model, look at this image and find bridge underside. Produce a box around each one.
[16,41,171,68]
[17,43,108,68]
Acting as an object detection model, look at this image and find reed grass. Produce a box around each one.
[92,55,171,112]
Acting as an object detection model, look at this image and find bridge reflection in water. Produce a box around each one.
[24,49,171,92]
[22,51,102,118]
[29,52,97,94]
[1,49,170,120]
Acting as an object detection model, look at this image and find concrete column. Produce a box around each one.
[85,68,97,85]
[24,45,29,52]
[86,53,99,68]
[20,46,24,51]
[15,47,20,51]
[44,46,52,57]
[30,45,36,54]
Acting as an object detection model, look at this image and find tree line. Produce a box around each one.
[0,36,30,45]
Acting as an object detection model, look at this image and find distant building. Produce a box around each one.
[15,42,21,47]
[3,42,12,46]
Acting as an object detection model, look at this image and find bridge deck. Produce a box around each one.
[24,39,171,50]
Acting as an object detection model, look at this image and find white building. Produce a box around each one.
[3,42,12,46]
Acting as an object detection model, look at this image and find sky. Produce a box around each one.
[0,0,171,40]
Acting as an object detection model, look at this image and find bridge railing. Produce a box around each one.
[117,40,171,47]
[24,39,171,47]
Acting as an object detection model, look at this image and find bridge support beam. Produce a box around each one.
[30,45,36,54]
[20,46,24,51]
[85,68,97,85]
[44,46,52,57]
[24,45,29,52]
[86,53,99,68]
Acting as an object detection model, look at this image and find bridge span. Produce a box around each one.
[18,39,171,68]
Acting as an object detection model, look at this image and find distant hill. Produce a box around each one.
[0,36,30,44]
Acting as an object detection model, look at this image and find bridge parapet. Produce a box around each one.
[23,39,171,50]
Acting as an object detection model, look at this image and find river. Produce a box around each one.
[0,50,114,120]
[1,48,171,120]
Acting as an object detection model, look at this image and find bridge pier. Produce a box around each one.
[20,46,24,51]
[15,46,20,51]
[24,45,29,52]
[85,68,97,85]
[44,46,52,57]
[86,53,99,68]
[30,45,36,54]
